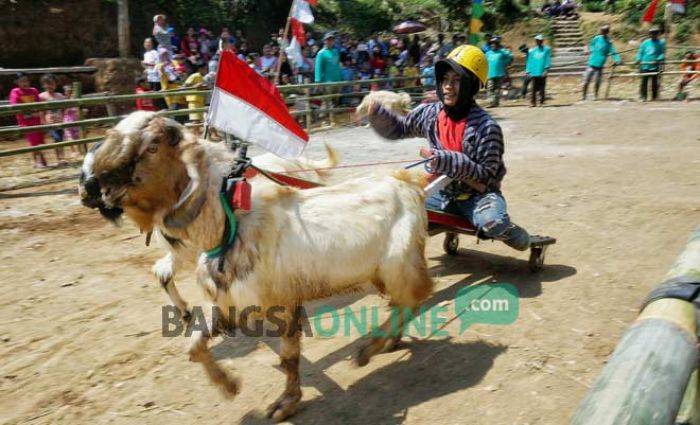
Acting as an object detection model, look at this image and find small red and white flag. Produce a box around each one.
[291,0,315,24]
[207,51,308,159]
[642,0,659,23]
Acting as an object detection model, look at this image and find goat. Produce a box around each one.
[80,114,339,323]
[355,90,412,119]
[87,111,433,421]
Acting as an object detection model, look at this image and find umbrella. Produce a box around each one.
[393,20,426,34]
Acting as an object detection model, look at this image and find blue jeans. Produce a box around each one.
[426,191,510,238]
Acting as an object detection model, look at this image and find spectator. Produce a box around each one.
[198,29,212,62]
[485,36,513,107]
[180,27,201,65]
[142,37,161,91]
[9,73,47,168]
[218,28,235,52]
[278,52,295,85]
[168,27,180,53]
[525,34,552,107]
[582,25,620,100]
[370,47,386,73]
[675,51,698,100]
[519,44,531,98]
[134,76,158,112]
[183,62,209,121]
[635,26,666,101]
[420,55,436,86]
[61,83,84,156]
[260,44,278,77]
[482,33,493,53]
[157,48,186,116]
[404,57,420,88]
[152,15,171,51]
[561,0,579,18]
[315,32,342,83]
[39,74,67,164]
[409,35,421,66]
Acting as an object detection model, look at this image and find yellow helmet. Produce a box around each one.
[445,44,488,86]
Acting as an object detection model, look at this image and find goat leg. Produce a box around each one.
[267,310,303,422]
[188,307,240,398]
[356,305,415,367]
[154,254,191,324]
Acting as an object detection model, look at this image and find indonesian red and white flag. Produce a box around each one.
[642,0,659,23]
[290,17,307,46]
[207,51,308,159]
[291,0,315,24]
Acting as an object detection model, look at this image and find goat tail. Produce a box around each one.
[299,143,340,180]
[392,169,428,191]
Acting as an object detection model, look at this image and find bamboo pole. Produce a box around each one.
[571,227,700,425]
[274,14,293,85]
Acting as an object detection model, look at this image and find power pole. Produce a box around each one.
[117,0,130,57]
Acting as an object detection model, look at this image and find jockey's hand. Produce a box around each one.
[419,147,437,169]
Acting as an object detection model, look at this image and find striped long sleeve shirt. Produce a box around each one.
[369,102,506,192]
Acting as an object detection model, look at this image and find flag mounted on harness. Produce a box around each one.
[207,50,309,159]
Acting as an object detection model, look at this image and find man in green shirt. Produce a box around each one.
[314,32,342,83]
[582,25,620,100]
[525,34,551,107]
[485,36,513,107]
[635,26,666,101]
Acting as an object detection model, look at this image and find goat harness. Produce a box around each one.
[205,143,252,270]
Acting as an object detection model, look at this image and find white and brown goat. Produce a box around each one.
[85,111,433,421]
[80,114,339,322]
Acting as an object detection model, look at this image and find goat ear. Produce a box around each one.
[163,119,182,146]
[140,116,183,151]
[163,146,209,229]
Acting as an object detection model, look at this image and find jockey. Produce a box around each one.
[368,44,531,251]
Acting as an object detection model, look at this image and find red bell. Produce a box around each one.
[231,179,251,211]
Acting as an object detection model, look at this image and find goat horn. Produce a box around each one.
[163,159,209,229]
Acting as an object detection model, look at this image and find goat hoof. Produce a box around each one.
[355,346,371,367]
[266,393,301,422]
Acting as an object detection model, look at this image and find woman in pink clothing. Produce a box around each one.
[9,73,47,168]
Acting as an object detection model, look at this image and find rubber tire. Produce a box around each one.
[443,232,459,255]
[528,247,545,273]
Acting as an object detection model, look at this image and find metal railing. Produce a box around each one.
[0,76,426,157]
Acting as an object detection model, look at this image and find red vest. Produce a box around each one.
[437,110,467,152]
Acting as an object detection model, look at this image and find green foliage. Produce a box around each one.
[621,0,648,25]
[493,0,524,24]
[674,21,691,43]
[582,0,605,12]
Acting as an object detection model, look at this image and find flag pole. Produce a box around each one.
[274,1,296,85]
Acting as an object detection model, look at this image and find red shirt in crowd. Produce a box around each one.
[135,87,157,111]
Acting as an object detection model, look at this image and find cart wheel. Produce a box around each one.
[443,232,459,255]
[528,247,545,273]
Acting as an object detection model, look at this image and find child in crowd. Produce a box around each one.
[403,58,420,88]
[135,76,158,112]
[39,74,66,164]
[183,62,209,122]
[62,83,85,157]
[9,73,47,168]
[157,48,186,116]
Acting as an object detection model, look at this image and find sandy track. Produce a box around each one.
[0,102,698,424]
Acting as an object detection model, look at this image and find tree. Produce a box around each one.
[117,0,130,57]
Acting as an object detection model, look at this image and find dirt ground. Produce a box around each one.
[0,100,699,425]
